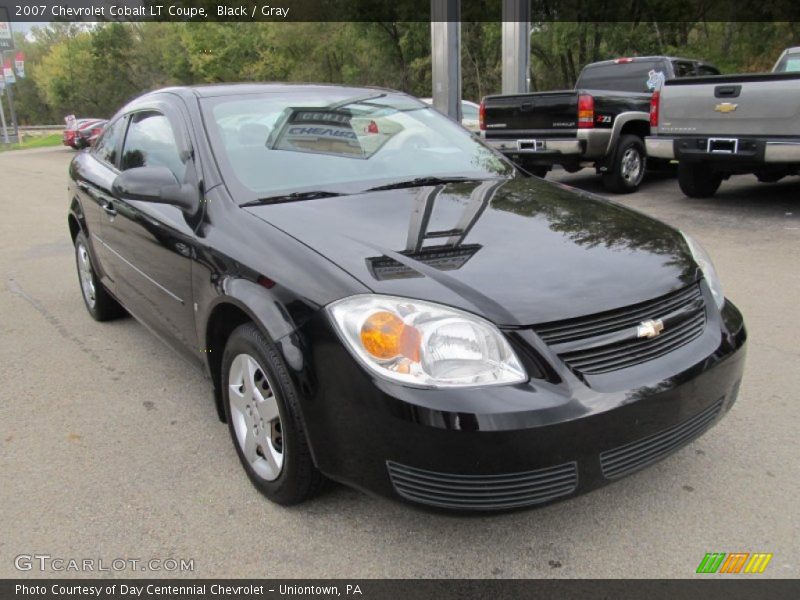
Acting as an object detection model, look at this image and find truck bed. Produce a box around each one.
[657,72,800,137]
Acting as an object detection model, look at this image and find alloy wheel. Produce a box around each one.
[228,353,284,481]
[76,242,96,308]
[620,147,643,184]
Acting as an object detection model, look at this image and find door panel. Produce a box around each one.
[74,116,127,292]
[102,108,201,365]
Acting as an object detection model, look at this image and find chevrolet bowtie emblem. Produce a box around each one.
[638,319,665,339]
[714,102,738,113]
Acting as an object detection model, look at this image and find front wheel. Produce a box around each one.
[602,134,646,193]
[222,322,326,505]
[677,162,723,198]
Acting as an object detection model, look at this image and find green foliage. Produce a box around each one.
[0,133,62,152]
[6,21,798,125]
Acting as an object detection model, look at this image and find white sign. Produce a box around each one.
[0,21,12,51]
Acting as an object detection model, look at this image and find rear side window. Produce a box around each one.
[577,61,666,93]
[672,61,696,78]
[93,118,124,167]
[696,65,721,76]
[775,54,800,73]
[121,112,186,181]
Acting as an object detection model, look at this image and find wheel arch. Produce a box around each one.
[201,280,310,423]
[607,112,650,154]
[68,197,87,242]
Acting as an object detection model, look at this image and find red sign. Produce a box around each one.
[14,51,24,78]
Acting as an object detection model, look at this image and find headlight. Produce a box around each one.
[326,295,527,388]
[681,232,724,309]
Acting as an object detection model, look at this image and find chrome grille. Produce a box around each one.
[386,461,578,510]
[534,284,706,375]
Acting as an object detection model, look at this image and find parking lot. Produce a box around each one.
[1,146,798,578]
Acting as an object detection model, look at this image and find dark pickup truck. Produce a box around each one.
[481,56,720,192]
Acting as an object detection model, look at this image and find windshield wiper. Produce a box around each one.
[241,190,345,207]
[366,176,486,192]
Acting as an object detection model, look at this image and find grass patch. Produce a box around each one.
[0,133,63,152]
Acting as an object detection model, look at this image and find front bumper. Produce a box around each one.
[291,297,746,511]
[646,136,800,164]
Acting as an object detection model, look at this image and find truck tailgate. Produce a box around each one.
[659,73,800,137]
[483,91,577,136]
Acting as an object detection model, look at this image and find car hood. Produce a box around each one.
[244,178,698,326]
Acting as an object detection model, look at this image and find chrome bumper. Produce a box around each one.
[765,141,800,163]
[485,138,582,155]
[646,137,800,163]
[645,137,676,160]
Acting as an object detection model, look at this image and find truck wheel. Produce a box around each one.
[756,171,784,184]
[529,166,549,179]
[602,135,646,194]
[678,162,723,198]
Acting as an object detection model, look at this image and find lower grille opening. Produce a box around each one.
[387,461,578,510]
[599,398,724,480]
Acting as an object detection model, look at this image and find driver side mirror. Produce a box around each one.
[112,166,198,213]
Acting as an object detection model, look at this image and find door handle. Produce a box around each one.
[101,199,117,217]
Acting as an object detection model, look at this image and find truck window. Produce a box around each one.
[774,54,800,73]
[576,61,666,93]
[672,61,697,78]
[696,64,721,76]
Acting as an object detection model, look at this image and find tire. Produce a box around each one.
[222,322,326,505]
[529,166,549,179]
[74,231,126,321]
[756,171,784,184]
[602,134,647,193]
[677,162,723,198]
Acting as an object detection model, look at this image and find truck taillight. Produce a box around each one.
[650,91,660,127]
[479,99,486,131]
[577,94,594,129]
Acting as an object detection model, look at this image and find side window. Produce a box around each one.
[93,118,124,167]
[121,112,186,181]
[696,65,720,76]
[672,61,697,78]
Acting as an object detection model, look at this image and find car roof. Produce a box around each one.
[149,82,409,100]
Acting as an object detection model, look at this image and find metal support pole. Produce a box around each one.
[0,91,9,144]
[5,72,18,137]
[501,0,531,95]
[430,0,462,123]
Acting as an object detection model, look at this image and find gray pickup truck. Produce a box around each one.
[646,47,800,197]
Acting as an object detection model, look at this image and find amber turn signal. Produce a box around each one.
[360,311,421,362]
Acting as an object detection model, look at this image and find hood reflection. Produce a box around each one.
[366,180,503,281]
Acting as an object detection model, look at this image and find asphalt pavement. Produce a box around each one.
[1,147,798,578]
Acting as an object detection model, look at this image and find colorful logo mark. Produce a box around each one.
[696,552,773,574]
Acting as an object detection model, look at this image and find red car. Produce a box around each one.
[75,119,107,149]
[62,118,104,149]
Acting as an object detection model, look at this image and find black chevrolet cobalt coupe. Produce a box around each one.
[68,84,746,510]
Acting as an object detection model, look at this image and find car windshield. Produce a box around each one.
[201,90,513,203]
